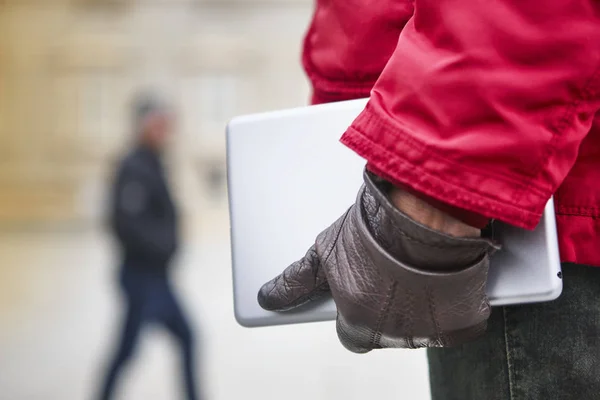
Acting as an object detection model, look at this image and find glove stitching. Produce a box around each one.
[298,248,324,294]
[321,208,352,265]
[393,225,488,251]
[426,284,445,346]
[369,280,398,349]
[405,288,415,349]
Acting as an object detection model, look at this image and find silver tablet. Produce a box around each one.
[227,99,562,328]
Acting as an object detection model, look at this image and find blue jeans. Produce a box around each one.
[428,263,600,400]
[98,268,199,400]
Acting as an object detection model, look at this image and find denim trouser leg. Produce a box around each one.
[428,263,600,400]
[97,268,200,400]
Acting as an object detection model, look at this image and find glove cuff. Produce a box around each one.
[361,169,500,271]
[350,177,497,340]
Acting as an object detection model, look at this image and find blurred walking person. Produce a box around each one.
[97,93,200,400]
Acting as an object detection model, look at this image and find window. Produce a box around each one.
[179,73,239,154]
[52,71,124,145]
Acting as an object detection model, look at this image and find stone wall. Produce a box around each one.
[0,0,313,226]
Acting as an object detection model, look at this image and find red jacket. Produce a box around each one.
[302,0,600,266]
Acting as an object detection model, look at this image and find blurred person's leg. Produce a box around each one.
[427,263,600,400]
[159,278,200,400]
[97,269,147,400]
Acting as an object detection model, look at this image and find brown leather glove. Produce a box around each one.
[258,170,499,353]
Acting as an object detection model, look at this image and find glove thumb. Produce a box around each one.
[258,245,329,312]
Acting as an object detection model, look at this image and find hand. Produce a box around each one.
[258,170,499,353]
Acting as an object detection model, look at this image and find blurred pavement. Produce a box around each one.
[0,204,431,400]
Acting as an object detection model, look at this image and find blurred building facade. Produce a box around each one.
[0,0,312,229]
[0,3,434,400]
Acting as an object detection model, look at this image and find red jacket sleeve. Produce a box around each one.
[340,0,600,230]
[303,0,414,104]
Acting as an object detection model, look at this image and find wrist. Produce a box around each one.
[389,187,481,238]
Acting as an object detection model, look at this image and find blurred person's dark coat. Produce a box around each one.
[97,94,200,400]
[111,145,178,271]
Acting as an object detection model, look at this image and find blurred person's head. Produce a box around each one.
[133,92,174,151]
